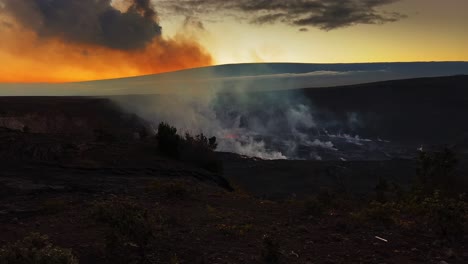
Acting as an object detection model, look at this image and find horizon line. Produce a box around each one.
[1,60,467,85]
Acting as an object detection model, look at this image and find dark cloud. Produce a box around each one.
[159,0,405,30]
[183,16,205,30]
[251,13,287,25]
[1,0,162,50]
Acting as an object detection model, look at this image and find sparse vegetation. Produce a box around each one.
[348,179,467,240]
[205,204,225,221]
[183,132,218,151]
[303,188,357,217]
[403,148,468,240]
[146,180,193,200]
[420,191,466,241]
[344,148,467,240]
[417,147,458,194]
[156,122,181,158]
[91,197,161,263]
[3,81,468,264]
[0,233,78,264]
[352,201,399,227]
[156,122,222,173]
[215,223,253,237]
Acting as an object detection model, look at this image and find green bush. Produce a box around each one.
[183,133,217,151]
[0,233,78,264]
[417,148,458,193]
[352,201,399,227]
[368,201,399,226]
[156,122,222,173]
[92,197,159,263]
[421,191,466,241]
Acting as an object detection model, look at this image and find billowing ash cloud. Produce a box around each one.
[158,0,405,30]
[1,0,162,49]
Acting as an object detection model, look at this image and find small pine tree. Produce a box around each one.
[157,122,181,158]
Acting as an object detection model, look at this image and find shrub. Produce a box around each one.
[352,201,399,227]
[417,147,458,193]
[0,233,78,264]
[91,197,159,263]
[215,223,253,236]
[179,142,222,174]
[421,191,466,241]
[156,122,222,173]
[261,235,280,264]
[146,180,192,200]
[181,132,221,172]
[156,122,181,158]
[184,133,217,150]
[367,201,399,226]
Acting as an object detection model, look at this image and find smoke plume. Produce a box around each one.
[2,0,161,50]
[112,78,350,160]
[0,0,213,82]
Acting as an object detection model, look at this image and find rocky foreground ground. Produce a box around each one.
[0,129,465,264]
[0,97,466,263]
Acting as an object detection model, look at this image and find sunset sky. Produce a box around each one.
[0,0,467,83]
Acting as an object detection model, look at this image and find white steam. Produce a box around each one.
[327,133,373,146]
[113,90,321,160]
[109,67,384,160]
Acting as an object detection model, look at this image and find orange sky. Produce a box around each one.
[0,0,467,83]
[0,22,213,83]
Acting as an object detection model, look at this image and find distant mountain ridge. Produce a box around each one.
[85,61,468,80]
[0,62,467,96]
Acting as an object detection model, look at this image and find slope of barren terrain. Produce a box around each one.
[0,77,467,263]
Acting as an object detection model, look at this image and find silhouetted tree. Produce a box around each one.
[156,122,222,173]
[156,122,181,158]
